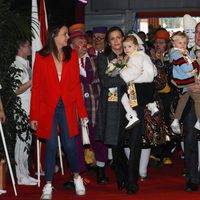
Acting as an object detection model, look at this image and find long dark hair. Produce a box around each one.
[104,26,124,56]
[39,23,72,61]
[195,22,200,32]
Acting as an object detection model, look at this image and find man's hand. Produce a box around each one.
[0,98,6,123]
[186,83,200,93]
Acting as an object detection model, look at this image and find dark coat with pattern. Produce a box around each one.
[95,51,126,145]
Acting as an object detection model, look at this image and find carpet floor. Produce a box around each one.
[1,154,200,200]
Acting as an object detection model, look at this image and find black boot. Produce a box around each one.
[96,166,109,184]
[63,180,75,190]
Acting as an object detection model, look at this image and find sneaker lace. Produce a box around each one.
[42,185,54,195]
[74,177,84,190]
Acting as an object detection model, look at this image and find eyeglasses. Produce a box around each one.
[92,36,105,41]
[154,41,166,45]
[195,31,200,35]
[22,44,31,48]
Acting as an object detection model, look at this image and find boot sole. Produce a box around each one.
[125,120,140,130]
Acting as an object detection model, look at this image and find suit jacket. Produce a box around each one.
[30,50,87,139]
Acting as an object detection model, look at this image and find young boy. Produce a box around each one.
[119,33,158,129]
[170,31,200,134]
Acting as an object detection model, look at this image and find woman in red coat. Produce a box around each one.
[30,24,88,199]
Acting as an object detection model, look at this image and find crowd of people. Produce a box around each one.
[0,14,200,199]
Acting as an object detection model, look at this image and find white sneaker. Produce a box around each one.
[146,102,159,116]
[28,176,38,183]
[41,183,53,200]
[194,120,200,130]
[18,177,37,185]
[170,119,181,134]
[0,189,7,195]
[125,113,140,130]
[74,175,86,196]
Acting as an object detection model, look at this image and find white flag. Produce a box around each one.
[31,0,42,67]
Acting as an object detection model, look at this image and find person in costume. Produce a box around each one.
[68,23,109,185]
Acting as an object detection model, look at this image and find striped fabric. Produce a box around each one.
[80,55,100,127]
[170,48,199,87]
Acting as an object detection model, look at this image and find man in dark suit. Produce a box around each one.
[183,22,200,192]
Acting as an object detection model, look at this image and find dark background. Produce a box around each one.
[9,0,76,26]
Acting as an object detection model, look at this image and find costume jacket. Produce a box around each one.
[79,53,100,127]
[30,50,87,139]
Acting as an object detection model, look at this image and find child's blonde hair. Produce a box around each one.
[171,31,188,44]
[123,34,139,46]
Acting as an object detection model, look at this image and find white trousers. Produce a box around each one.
[121,93,134,114]
[15,132,32,181]
[124,147,151,177]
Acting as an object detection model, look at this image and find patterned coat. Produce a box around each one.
[95,51,127,145]
[79,53,100,127]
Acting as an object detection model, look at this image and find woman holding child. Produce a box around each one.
[96,26,156,194]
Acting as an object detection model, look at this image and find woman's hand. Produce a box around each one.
[80,118,89,127]
[0,98,6,123]
[30,120,38,131]
[0,109,6,123]
[186,83,200,93]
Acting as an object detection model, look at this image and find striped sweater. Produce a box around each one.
[169,47,199,87]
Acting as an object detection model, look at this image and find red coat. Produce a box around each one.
[30,50,87,139]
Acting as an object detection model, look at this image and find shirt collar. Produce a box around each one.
[80,52,90,59]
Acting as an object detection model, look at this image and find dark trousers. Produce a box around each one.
[112,106,143,190]
[183,99,200,185]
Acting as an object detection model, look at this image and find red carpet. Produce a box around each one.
[1,154,200,200]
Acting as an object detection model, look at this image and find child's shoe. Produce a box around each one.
[194,120,200,130]
[170,119,181,134]
[146,102,159,116]
[125,111,140,130]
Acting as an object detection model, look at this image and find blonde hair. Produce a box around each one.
[171,31,188,44]
[123,35,139,46]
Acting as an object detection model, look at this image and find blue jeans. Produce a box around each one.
[44,98,79,181]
